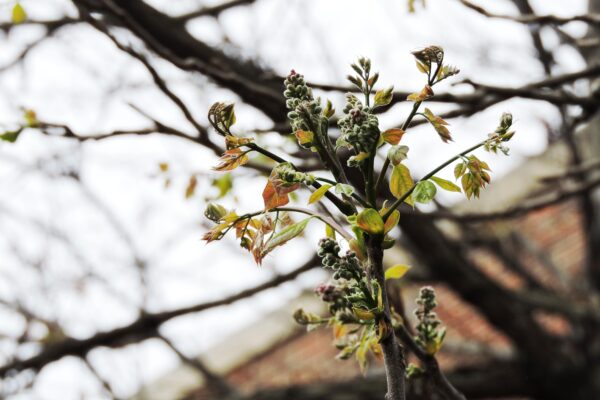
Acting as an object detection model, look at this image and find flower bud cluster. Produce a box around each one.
[274,162,315,186]
[317,238,364,281]
[414,287,443,352]
[315,238,372,318]
[284,70,323,133]
[315,284,352,314]
[337,94,380,157]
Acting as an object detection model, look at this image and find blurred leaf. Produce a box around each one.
[385,264,411,280]
[211,173,233,198]
[12,3,26,24]
[158,162,169,172]
[0,129,22,143]
[184,175,197,199]
[308,184,332,204]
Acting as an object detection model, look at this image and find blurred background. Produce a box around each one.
[1,0,599,399]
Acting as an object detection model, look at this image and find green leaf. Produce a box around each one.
[389,164,414,206]
[385,264,411,280]
[261,217,312,259]
[0,128,22,143]
[412,180,437,204]
[374,87,394,108]
[308,184,332,204]
[430,176,461,193]
[356,208,384,235]
[211,173,233,199]
[335,183,355,197]
[12,3,27,24]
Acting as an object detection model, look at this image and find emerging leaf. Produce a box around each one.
[423,108,452,143]
[225,135,254,149]
[356,209,384,235]
[387,145,409,166]
[407,85,434,103]
[262,179,296,210]
[294,130,315,147]
[385,264,411,280]
[213,148,249,171]
[308,184,333,204]
[382,128,405,145]
[412,180,437,204]
[430,176,461,192]
[374,87,394,108]
[258,217,313,264]
[415,60,429,74]
[389,164,415,206]
[335,183,355,197]
[454,162,467,179]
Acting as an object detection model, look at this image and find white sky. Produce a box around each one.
[0,0,591,398]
